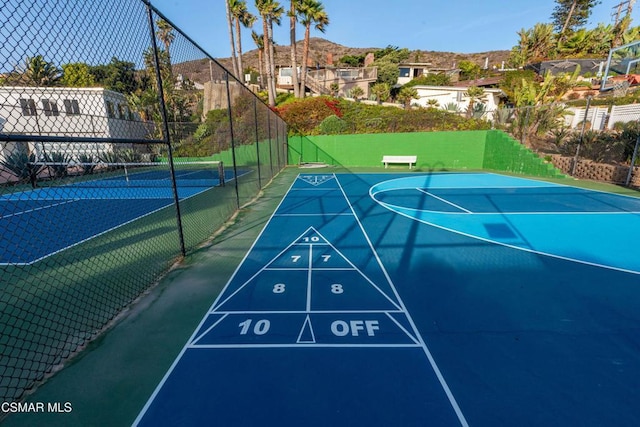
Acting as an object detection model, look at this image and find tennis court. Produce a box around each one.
[0,162,242,265]
[134,171,640,426]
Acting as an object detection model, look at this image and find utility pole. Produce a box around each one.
[612,0,636,25]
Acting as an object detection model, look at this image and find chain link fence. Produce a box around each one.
[0,0,287,404]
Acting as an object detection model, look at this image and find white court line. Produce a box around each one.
[132,171,298,426]
[373,198,640,216]
[191,313,229,345]
[416,187,473,213]
[209,309,405,315]
[334,174,470,427]
[188,343,422,349]
[0,186,216,266]
[274,213,353,217]
[0,199,80,219]
[0,173,235,266]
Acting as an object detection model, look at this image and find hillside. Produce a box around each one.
[176,37,510,84]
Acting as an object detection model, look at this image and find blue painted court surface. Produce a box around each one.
[135,172,640,426]
[0,167,239,265]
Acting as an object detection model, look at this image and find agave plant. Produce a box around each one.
[78,154,96,175]
[43,151,71,178]
[0,143,42,185]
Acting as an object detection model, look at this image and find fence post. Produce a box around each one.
[626,135,640,187]
[267,109,274,176]
[572,95,592,176]
[253,97,262,187]
[225,72,240,208]
[145,2,186,256]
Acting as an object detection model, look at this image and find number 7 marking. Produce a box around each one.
[291,255,301,263]
[322,255,331,262]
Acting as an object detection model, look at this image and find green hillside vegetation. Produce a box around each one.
[274,96,491,136]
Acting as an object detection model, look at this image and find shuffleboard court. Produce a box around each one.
[135,172,640,426]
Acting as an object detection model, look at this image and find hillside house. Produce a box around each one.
[397,63,460,86]
[277,66,377,97]
[411,85,505,117]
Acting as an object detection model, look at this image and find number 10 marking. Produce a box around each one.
[238,319,270,335]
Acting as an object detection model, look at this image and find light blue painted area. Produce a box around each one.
[371,174,640,274]
[370,172,562,193]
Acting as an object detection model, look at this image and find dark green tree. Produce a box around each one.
[552,0,601,39]
[90,57,141,94]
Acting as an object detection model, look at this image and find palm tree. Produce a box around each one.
[464,86,486,118]
[426,99,440,108]
[256,0,284,106]
[156,19,175,65]
[289,0,303,97]
[230,0,256,81]
[397,86,418,110]
[298,0,329,98]
[225,0,239,78]
[23,55,61,86]
[371,82,390,104]
[251,31,266,89]
[509,24,555,67]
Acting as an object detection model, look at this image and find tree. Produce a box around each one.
[22,55,61,86]
[339,54,365,67]
[251,31,266,89]
[289,0,302,97]
[61,63,96,87]
[91,57,141,94]
[230,0,256,81]
[458,60,482,81]
[256,0,284,106]
[463,86,487,118]
[298,0,329,98]
[350,86,364,101]
[225,0,239,78]
[552,0,601,39]
[404,73,451,87]
[397,86,418,110]
[508,23,555,67]
[371,82,390,104]
[371,46,409,87]
[156,19,175,66]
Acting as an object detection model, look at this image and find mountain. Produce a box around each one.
[176,38,511,84]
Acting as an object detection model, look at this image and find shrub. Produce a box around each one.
[317,115,348,134]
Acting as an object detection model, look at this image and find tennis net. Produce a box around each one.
[28,160,226,188]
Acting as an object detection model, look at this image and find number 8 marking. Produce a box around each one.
[331,284,343,294]
[273,283,286,293]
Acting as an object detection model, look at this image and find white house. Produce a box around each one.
[0,86,152,162]
[411,85,505,117]
[397,63,460,86]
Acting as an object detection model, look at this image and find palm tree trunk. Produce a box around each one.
[225,0,239,78]
[235,18,244,82]
[258,50,265,89]
[299,24,311,99]
[262,20,275,106]
[267,19,278,104]
[290,1,300,98]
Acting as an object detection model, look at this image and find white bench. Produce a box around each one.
[382,155,417,169]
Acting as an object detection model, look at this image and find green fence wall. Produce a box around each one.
[289,131,487,170]
[483,131,564,177]
[289,130,564,178]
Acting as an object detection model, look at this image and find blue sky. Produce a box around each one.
[149,0,640,58]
